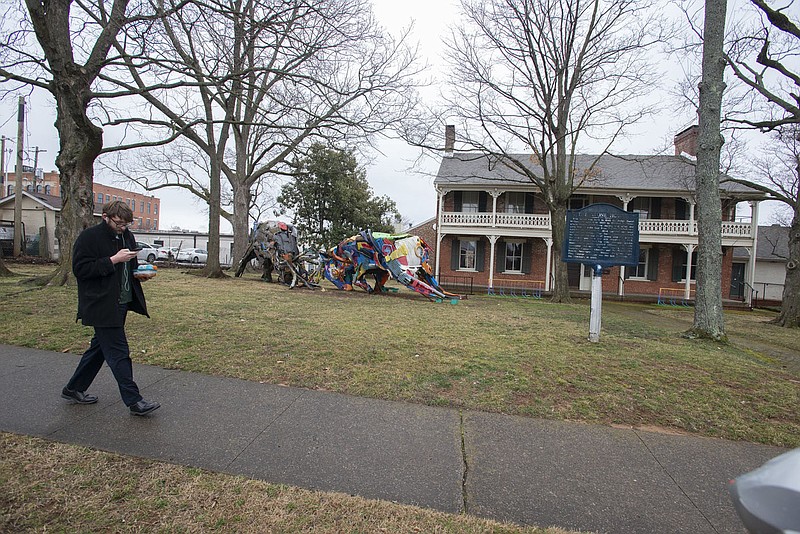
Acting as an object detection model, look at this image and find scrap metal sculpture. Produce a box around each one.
[235,221,318,288]
[321,230,461,302]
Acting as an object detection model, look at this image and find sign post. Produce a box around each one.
[562,204,639,342]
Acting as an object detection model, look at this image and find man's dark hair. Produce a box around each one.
[102,200,134,223]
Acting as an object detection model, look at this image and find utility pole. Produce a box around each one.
[0,136,7,195]
[13,96,25,257]
[32,146,46,191]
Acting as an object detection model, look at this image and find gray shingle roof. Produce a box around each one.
[0,191,62,210]
[435,152,761,196]
[734,225,790,261]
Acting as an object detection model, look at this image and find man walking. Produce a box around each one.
[62,200,160,416]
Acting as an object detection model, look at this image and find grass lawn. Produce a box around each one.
[0,262,797,531]
[2,264,797,447]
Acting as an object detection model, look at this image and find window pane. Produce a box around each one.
[506,192,525,213]
[680,251,698,281]
[459,240,476,269]
[462,192,479,213]
[630,197,650,220]
[505,242,523,271]
[633,249,648,278]
[569,196,587,209]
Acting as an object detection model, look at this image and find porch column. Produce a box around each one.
[435,232,446,280]
[490,189,501,227]
[544,237,553,292]
[617,194,633,295]
[683,243,696,300]
[435,188,445,279]
[747,200,761,304]
[488,235,499,289]
[688,200,696,236]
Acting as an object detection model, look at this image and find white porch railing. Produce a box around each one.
[440,213,752,238]
[440,212,495,225]
[440,212,550,228]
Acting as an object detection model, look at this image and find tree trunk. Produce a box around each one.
[773,214,800,327]
[231,182,251,269]
[550,203,571,302]
[43,78,103,287]
[690,0,727,341]
[197,161,226,278]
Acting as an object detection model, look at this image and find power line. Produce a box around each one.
[0,109,16,130]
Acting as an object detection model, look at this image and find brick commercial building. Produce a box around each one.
[1,170,160,231]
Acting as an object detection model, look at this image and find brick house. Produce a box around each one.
[430,126,767,303]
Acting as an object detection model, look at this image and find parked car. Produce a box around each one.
[157,246,180,261]
[135,242,160,263]
[176,248,208,264]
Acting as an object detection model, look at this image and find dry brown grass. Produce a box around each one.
[0,432,581,534]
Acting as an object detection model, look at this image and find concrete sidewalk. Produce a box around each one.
[0,344,785,533]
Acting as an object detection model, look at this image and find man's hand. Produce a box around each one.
[111,249,139,264]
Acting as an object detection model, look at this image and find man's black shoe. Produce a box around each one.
[61,387,98,404]
[129,400,160,416]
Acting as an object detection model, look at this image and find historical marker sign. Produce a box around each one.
[561,203,640,343]
[562,203,640,268]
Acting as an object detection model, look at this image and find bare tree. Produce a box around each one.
[0,0,193,283]
[673,1,799,328]
[726,125,800,327]
[724,0,800,129]
[105,0,423,272]
[689,0,729,341]
[0,0,136,285]
[441,0,662,302]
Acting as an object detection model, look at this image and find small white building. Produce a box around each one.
[0,191,61,260]
[734,225,789,303]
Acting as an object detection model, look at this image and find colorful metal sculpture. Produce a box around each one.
[321,230,461,302]
[234,221,318,288]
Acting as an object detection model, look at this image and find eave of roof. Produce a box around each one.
[0,191,62,211]
[434,152,765,198]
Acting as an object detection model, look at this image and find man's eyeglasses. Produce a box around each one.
[107,217,131,229]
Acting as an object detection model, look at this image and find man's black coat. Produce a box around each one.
[72,222,149,327]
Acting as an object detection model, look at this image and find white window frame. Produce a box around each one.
[503,240,524,273]
[628,248,650,279]
[459,239,477,271]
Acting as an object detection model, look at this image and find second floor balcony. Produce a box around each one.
[439,211,753,240]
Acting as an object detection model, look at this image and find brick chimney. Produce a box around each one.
[674,125,699,157]
[445,125,455,157]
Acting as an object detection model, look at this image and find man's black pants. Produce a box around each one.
[66,304,143,407]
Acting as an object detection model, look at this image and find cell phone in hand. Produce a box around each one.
[131,247,143,251]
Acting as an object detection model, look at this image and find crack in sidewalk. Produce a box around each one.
[460,410,469,514]
[633,429,721,534]
[225,388,305,470]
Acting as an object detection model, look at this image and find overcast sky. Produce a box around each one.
[0,0,787,231]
